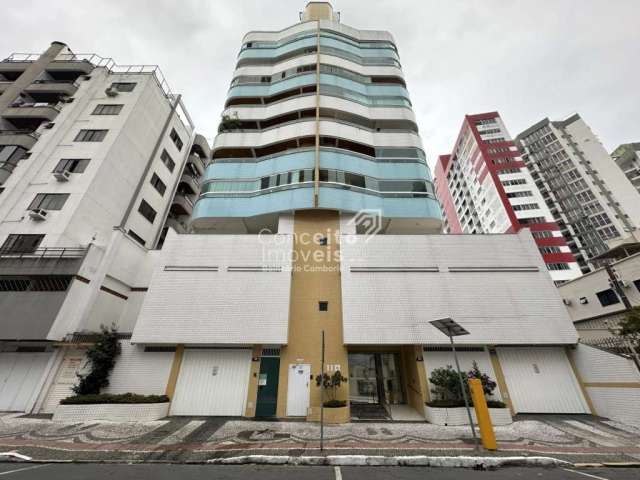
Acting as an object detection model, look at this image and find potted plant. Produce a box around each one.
[308,370,349,423]
[218,112,242,133]
[425,362,512,426]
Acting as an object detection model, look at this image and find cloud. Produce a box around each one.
[2,0,638,170]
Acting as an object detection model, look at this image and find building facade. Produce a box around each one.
[611,142,640,195]
[434,112,581,283]
[125,4,592,422]
[0,42,208,412]
[516,114,640,273]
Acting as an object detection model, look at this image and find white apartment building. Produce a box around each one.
[516,114,640,272]
[0,42,210,413]
[611,142,640,195]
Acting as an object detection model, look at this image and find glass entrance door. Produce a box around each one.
[348,352,405,406]
[348,353,379,404]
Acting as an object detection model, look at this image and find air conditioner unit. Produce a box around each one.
[579,297,589,305]
[562,298,572,306]
[53,170,71,182]
[29,208,48,221]
[43,122,55,129]
[105,87,118,97]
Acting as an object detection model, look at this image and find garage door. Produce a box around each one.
[170,349,251,416]
[0,352,52,412]
[497,347,589,414]
[40,350,86,414]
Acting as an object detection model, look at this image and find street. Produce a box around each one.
[0,464,637,480]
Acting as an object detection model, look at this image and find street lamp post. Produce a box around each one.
[429,317,479,450]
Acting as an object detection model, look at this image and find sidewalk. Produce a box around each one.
[1,412,639,464]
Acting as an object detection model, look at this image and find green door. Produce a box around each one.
[255,357,280,417]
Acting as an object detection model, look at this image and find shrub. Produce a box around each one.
[315,370,348,408]
[429,361,498,403]
[72,325,121,396]
[60,393,169,405]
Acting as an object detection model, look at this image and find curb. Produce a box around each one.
[207,455,571,468]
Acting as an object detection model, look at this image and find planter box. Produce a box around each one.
[53,402,169,422]
[307,405,350,424]
[424,405,512,426]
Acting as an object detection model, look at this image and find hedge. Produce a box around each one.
[60,393,170,405]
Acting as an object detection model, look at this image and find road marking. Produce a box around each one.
[0,464,50,476]
[563,468,610,480]
[334,466,342,480]
[157,419,206,445]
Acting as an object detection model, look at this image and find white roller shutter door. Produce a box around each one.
[497,347,589,414]
[170,349,251,416]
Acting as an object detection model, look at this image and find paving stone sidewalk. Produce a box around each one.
[0,412,639,464]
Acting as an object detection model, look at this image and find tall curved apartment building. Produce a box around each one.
[191,2,441,234]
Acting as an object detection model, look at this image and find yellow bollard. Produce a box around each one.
[469,378,497,450]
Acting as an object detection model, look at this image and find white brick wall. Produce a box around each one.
[570,344,640,425]
[131,230,292,344]
[341,229,579,345]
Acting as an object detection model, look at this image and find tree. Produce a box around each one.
[618,306,640,351]
[315,370,347,407]
[73,325,121,395]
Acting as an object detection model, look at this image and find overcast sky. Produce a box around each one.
[2,0,638,170]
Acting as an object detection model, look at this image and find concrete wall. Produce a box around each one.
[558,252,640,324]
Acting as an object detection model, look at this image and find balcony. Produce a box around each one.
[0,246,88,275]
[3,102,61,123]
[178,173,200,195]
[0,80,12,94]
[0,130,40,150]
[170,192,194,216]
[0,246,90,340]
[25,79,79,98]
[165,215,188,233]
[188,153,205,176]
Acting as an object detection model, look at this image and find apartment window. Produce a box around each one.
[53,158,90,174]
[596,288,620,307]
[92,104,123,115]
[539,246,562,254]
[547,263,570,271]
[74,129,107,142]
[634,279,640,293]
[160,149,175,172]
[0,275,72,292]
[138,199,157,223]
[150,173,166,196]
[110,82,136,92]
[28,193,69,211]
[531,231,553,239]
[1,234,44,253]
[170,128,183,151]
[318,301,329,311]
[128,229,145,246]
[512,203,540,211]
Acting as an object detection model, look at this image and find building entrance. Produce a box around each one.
[348,352,405,418]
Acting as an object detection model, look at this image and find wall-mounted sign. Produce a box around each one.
[258,374,267,386]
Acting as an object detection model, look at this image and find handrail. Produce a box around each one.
[0,246,88,259]
[0,130,40,138]
[3,52,174,100]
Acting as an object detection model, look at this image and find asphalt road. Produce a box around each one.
[0,464,637,479]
